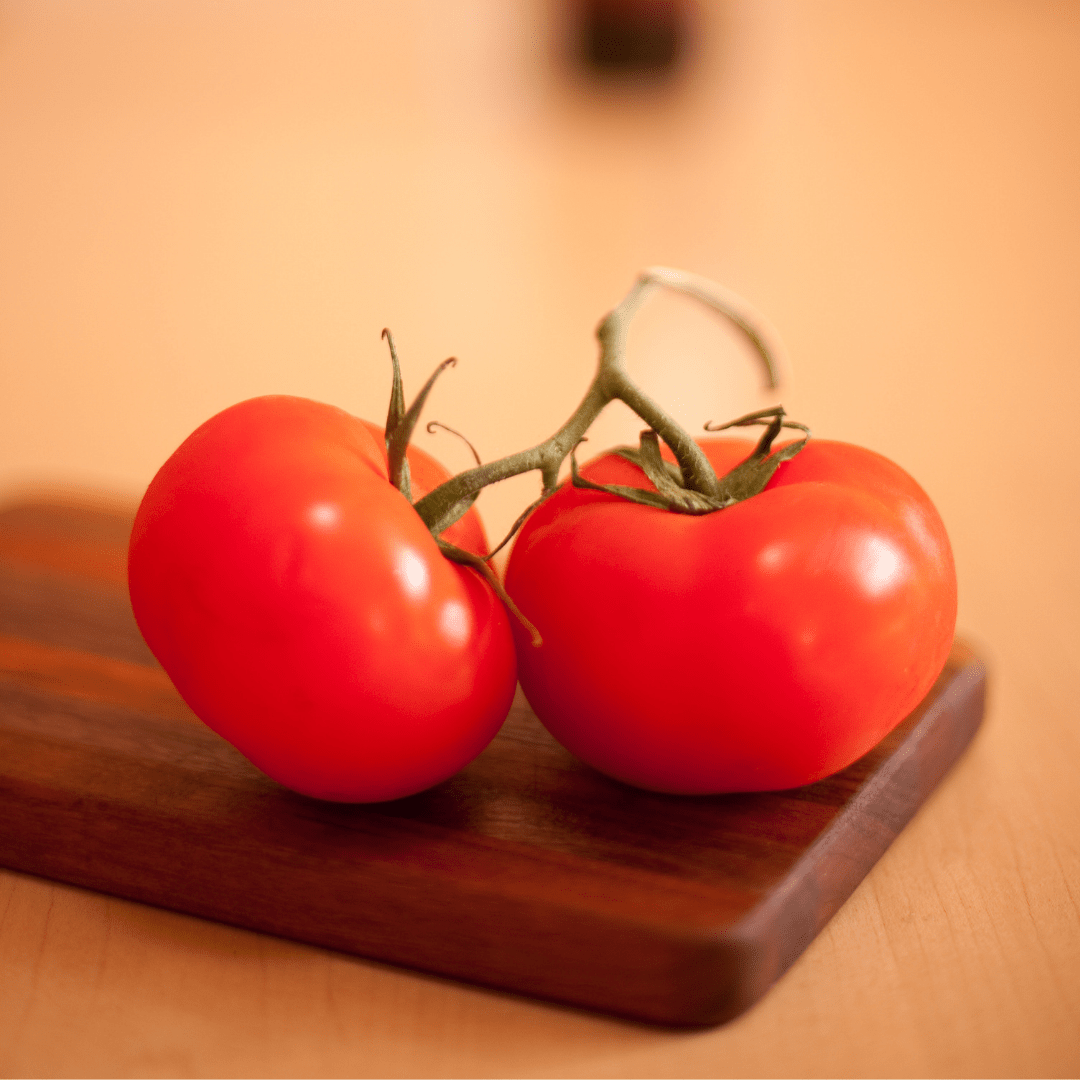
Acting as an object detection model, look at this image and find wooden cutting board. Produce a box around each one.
[0,499,985,1027]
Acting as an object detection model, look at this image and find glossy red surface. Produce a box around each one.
[128,396,516,802]
[506,438,957,793]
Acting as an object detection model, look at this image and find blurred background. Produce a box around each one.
[2,0,1078,682]
[3,4,1080,1073]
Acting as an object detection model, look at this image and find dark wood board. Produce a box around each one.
[0,499,986,1027]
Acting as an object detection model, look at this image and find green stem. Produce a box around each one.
[411,267,781,536]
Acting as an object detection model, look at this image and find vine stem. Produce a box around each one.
[410,267,783,538]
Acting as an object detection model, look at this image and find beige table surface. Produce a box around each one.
[2,2,1078,1076]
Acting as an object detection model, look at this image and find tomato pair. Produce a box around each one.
[130,393,956,802]
[504,437,957,793]
[128,395,516,803]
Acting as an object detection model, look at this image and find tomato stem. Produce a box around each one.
[411,267,784,537]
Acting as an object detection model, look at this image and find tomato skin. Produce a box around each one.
[128,395,516,803]
[505,438,957,794]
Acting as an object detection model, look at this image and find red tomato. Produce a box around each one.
[505,438,957,794]
[129,395,516,802]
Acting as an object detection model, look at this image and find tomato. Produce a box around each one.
[128,395,516,802]
[504,438,957,794]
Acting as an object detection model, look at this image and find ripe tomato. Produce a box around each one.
[128,395,516,802]
[505,438,957,794]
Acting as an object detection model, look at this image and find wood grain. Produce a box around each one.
[0,501,984,1026]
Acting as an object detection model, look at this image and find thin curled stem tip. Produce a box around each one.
[380,329,403,386]
[426,420,482,467]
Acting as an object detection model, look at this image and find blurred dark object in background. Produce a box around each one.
[572,0,690,77]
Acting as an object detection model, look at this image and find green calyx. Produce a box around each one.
[579,406,810,515]
[381,327,465,510]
